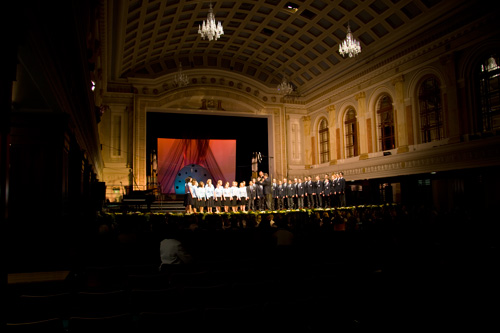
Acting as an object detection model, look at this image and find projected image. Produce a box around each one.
[174,164,212,195]
[157,138,236,194]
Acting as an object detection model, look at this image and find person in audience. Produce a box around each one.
[159,222,193,270]
[272,216,295,261]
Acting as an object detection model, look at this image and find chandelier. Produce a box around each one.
[173,63,189,87]
[277,76,293,95]
[198,2,224,41]
[339,23,361,58]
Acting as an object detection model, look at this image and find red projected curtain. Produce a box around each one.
[157,139,236,194]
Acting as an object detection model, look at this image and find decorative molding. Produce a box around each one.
[397,145,409,154]
[200,99,224,110]
[290,136,500,181]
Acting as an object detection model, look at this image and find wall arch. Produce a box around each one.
[337,103,357,159]
[367,86,396,153]
[132,84,277,189]
[407,67,447,144]
[313,114,329,165]
[458,39,500,133]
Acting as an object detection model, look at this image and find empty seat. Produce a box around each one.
[182,283,232,309]
[79,265,127,291]
[126,272,171,290]
[137,308,202,333]
[168,270,210,287]
[120,263,160,276]
[72,289,130,317]
[68,313,135,333]
[262,300,310,333]
[231,281,271,306]
[9,292,73,323]
[6,318,66,333]
[223,303,265,333]
[129,287,185,314]
[202,307,238,333]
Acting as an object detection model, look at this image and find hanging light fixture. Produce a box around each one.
[198,2,224,41]
[339,22,361,58]
[173,63,189,87]
[277,76,293,95]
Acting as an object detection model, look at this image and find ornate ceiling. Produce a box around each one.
[105,0,460,95]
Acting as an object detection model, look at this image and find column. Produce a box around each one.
[302,116,311,168]
[327,105,337,163]
[355,92,369,159]
[392,75,409,153]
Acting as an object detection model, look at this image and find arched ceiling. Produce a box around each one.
[106,0,454,94]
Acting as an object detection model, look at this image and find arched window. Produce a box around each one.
[344,108,358,158]
[418,76,443,143]
[319,119,330,164]
[377,95,395,151]
[478,54,500,132]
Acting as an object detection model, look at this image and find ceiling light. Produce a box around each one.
[339,23,361,58]
[284,2,299,13]
[173,63,189,87]
[277,76,293,95]
[198,2,224,41]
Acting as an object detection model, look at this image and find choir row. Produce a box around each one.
[184,173,346,214]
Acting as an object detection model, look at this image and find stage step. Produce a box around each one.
[105,200,185,213]
[150,200,185,212]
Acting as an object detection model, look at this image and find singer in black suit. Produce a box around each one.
[254,178,263,211]
[314,175,323,208]
[286,179,296,209]
[322,174,331,208]
[277,180,285,210]
[296,178,305,209]
[338,172,346,207]
[305,176,314,208]
[247,180,257,211]
[257,172,272,211]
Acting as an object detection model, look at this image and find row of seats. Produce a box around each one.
[70,256,377,290]
[7,292,373,333]
[8,260,386,332]
[6,302,365,333]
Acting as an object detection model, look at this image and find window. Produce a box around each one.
[319,119,329,163]
[418,76,443,143]
[478,54,500,132]
[344,108,358,158]
[377,95,395,151]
